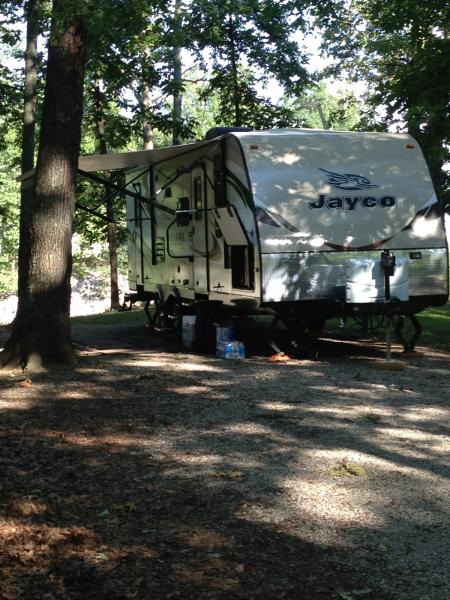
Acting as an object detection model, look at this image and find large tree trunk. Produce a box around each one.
[93,80,120,310]
[1,1,86,370]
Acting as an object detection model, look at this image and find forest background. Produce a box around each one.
[0,0,449,313]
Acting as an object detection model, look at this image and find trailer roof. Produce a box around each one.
[17,128,412,183]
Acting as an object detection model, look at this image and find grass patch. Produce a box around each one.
[2,303,449,352]
[418,304,450,349]
[70,308,148,326]
[327,302,450,352]
[1,308,149,332]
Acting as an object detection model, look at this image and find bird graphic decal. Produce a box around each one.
[319,168,379,191]
[255,205,299,232]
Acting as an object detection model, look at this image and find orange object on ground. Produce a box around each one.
[269,353,291,362]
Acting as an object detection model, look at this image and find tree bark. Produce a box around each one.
[1,1,86,370]
[22,0,39,175]
[227,11,241,127]
[141,82,154,150]
[14,0,39,329]
[93,80,120,310]
[172,0,183,145]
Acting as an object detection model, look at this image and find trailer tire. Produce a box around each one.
[164,294,183,334]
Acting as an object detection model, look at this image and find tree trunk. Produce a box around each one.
[14,0,39,330]
[93,80,120,310]
[142,82,154,150]
[138,49,155,150]
[227,12,241,127]
[172,0,183,145]
[106,192,120,309]
[1,1,86,370]
[22,0,39,175]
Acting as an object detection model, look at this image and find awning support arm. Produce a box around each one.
[78,168,176,216]
[75,202,115,223]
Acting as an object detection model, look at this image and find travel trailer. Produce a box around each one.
[27,128,449,350]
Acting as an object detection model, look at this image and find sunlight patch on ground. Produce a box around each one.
[173,361,224,372]
[376,426,449,451]
[402,406,449,422]
[165,385,229,398]
[256,401,301,411]
[120,356,222,373]
[164,451,225,467]
[0,398,34,410]
[55,390,91,400]
[220,422,275,436]
[43,431,138,449]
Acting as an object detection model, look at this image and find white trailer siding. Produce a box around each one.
[237,129,444,251]
[234,130,447,303]
[73,127,446,312]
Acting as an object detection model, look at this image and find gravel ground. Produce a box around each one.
[0,324,449,599]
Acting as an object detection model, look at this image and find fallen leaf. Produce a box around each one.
[94,552,109,562]
[330,461,367,477]
[353,414,381,424]
[135,373,157,380]
[112,501,137,512]
[269,354,290,362]
[19,379,33,388]
[345,464,366,476]
[210,470,244,479]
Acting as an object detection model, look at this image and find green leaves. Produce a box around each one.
[191,0,311,127]
[317,0,450,210]
[330,458,367,477]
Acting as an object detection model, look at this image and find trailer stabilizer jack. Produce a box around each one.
[394,315,422,352]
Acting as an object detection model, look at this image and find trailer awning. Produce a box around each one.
[17,138,220,183]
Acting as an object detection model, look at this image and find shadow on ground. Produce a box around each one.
[0,319,449,599]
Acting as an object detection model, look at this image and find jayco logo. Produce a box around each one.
[319,168,379,191]
[309,168,396,210]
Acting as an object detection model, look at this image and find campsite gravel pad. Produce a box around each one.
[0,328,449,599]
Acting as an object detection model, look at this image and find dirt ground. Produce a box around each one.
[0,321,449,600]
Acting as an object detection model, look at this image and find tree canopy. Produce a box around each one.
[316,0,450,208]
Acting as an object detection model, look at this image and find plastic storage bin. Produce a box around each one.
[182,315,197,349]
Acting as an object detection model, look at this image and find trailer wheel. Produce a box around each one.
[164,295,183,334]
[154,294,183,333]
